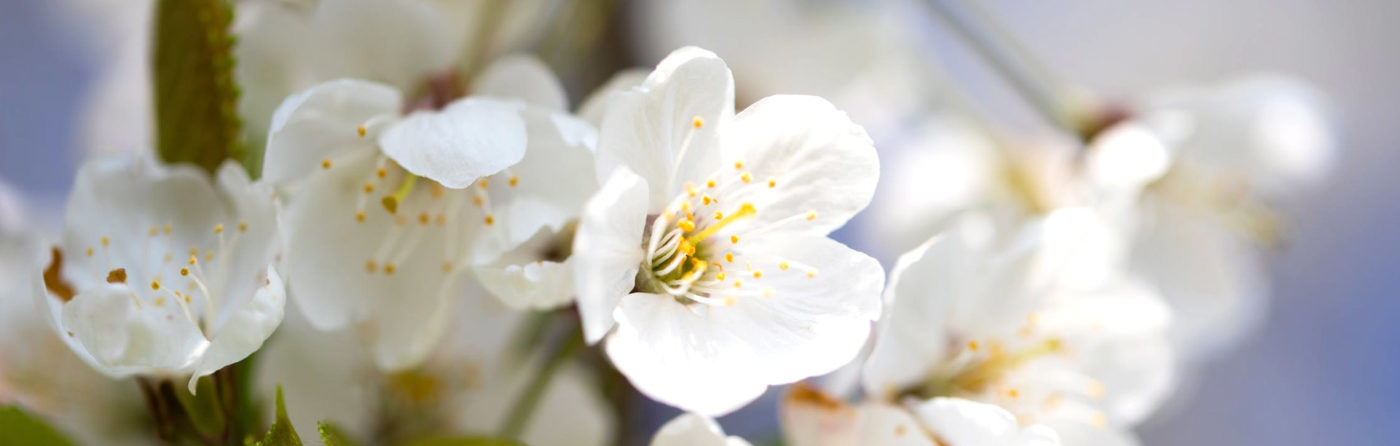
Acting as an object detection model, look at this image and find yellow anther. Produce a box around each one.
[473,195,484,206]
[435,214,447,225]
[85,247,94,257]
[1007,389,1020,399]
[365,260,377,273]
[214,224,224,234]
[321,158,332,170]
[740,172,752,183]
[101,236,109,247]
[418,212,430,225]
[484,215,495,225]
[725,252,734,263]
[678,220,696,232]
[968,341,979,351]
[180,267,190,276]
[205,251,213,261]
[384,263,396,275]
[730,235,739,244]
[377,167,387,179]
[188,255,197,265]
[441,261,453,273]
[752,270,761,279]
[679,240,695,256]
[702,195,714,206]
[150,280,161,291]
[685,183,698,198]
[357,125,367,137]
[431,184,445,197]
[768,179,777,188]
[716,272,726,281]
[734,161,744,170]
[382,175,418,214]
[806,210,817,221]
[779,262,789,271]
[154,297,165,307]
[148,226,158,236]
[478,178,490,189]
[690,203,757,245]
[238,221,248,233]
[509,176,519,187]
[692,116,704,128]
[706,179,717,188]
[356,211,366,222]
[163,224,172,235]
[724,297,736,306]
[806,269,818,278]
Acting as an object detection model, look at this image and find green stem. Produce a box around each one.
[922,0,1083,137]
[498,323,585,440]
[151,0,244,174]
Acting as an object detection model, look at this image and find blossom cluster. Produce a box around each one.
[1,0,1334,445]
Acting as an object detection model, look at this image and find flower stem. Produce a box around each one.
[921,0,1085,137]
[498,321,586,440]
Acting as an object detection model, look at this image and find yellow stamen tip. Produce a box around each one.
[384,263,396,275]
[365,261,377,273]
[381,196,399,214]
[377,167,387,179]
[724,253,734,263]
[706,179,717,188]
[180,268,189,276]
[778,262,789,270]
[442,261,453,273]
[357,125,367,137]
[740,172,752,183]
[806,210,817,221]
[150,281,160,291]
[724,297,736,306]
[509,176,519,187]
[418,212,430,225]
[484,215,495,225]
[716,272,727,281]
[692,116,704,128]
[213,224,224,234]
[356,211,367,222]
[730,235,739,244]
[752,270,761,278]
[321,158,332,170]
[238,221,248,233]
[734,161,744,170]
[678,220,696,232]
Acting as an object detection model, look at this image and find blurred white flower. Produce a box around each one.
[34,157,284,393]
[650,413,751,446]
[781,384,1061,446]
[264,54,599,370]
[862,214,1173,445]
[257,290,614,446]
[0,180,149,446]
[573,47,883,415]
[1115,75,1336,363]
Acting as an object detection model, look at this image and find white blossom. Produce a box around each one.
[650,413,751,446]
[574,47,883,415]
[781,384,1060,446]
[34,157,284,393]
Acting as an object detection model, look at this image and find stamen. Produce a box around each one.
[688,203,756,245]
[382,175,418,214]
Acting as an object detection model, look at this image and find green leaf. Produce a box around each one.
[252,386,302,446]
[317,421,360,446]
[152,0,245,174]
[397,437,525,446]
[0,406,76,446]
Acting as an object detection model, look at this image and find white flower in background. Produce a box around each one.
[650,413,751,446]
[256,289,615,446]
[265,55,597,370]
[780,384,1060,446]
[1116,75,1336,363]
[33,157,284,393]
[574,47,883,415]
[236,0,557,150]
[862,214,1173,445]
[0,180,149,446]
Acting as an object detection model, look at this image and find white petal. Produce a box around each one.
[596,47,734,208]
[863,235,958,399]
[723,95,878,235]
[280,148,463,371]
[780,390,935,446]
[208,161,282,331]
[604,292,771,416]
[578,68,648,127]
[606,235,880,415]
[263,79,403,186]
[507,107,600,216]
[189,268,286,393]
[651,413,751,446]
[573,168,650,343]
[472,229,576,310]
[472,54,569,111]
[912,397,1061,446]
[379,97,528,188]
[61,283,210,377]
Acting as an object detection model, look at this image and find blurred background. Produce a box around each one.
[2,0,1397,444]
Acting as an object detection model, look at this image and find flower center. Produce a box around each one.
[326,128,524,277]
[63,220,255,335]
[634,118,822,306]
